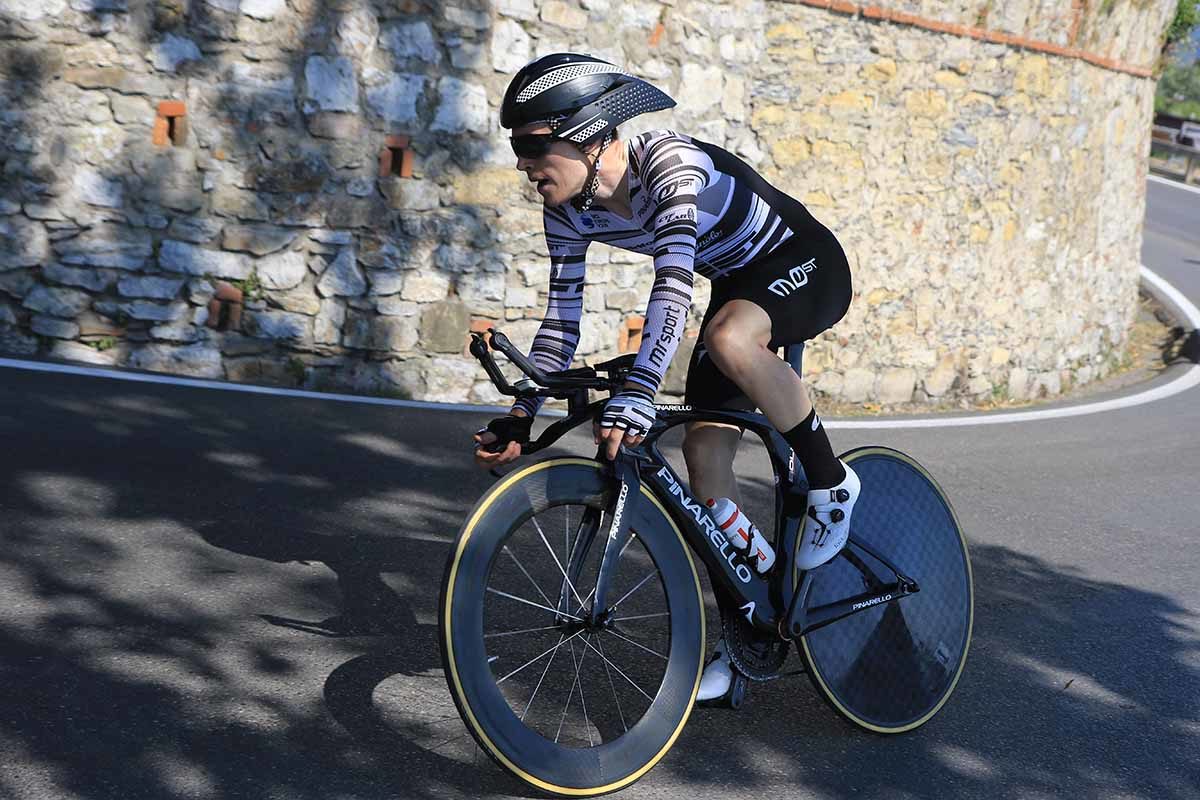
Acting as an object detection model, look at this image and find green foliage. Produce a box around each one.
[1156,59,1200,120]
[1166,0,1199,45]
[95,336,117,352]
[230,270,263,302]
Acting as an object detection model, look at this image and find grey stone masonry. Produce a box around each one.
[0,0,1174,406]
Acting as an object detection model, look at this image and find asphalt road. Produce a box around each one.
[0,180,1197,800]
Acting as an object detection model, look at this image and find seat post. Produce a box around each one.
[784,343,805,378]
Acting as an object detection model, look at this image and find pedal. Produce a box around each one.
[696,671,750,710]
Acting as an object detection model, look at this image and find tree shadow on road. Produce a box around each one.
[1,368,1198,799]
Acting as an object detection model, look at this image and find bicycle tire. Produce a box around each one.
[440,458,705,796]
[795,447,973,733]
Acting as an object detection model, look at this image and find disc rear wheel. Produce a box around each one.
[796,447,973,733]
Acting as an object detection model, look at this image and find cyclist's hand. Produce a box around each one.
[473,414,531,469]
[598,390,655,461]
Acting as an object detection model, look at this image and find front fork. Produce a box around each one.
[556,448,640,627]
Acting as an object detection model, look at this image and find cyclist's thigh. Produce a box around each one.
[684,285,757,411]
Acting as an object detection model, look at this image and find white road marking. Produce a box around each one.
[1,271,1196,431]
[1148,173,1200,197]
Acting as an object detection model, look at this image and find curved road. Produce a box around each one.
[0,179,1197,800]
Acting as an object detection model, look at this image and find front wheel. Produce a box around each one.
[440,458,706,796]
[796,447,974,733]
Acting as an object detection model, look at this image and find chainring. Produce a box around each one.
[721,602,789,682]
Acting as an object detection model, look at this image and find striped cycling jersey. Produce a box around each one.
[514,129,826,416]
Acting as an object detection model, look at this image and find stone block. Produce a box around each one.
[316,248,367,297]
[383,178,441,211]
[117,276,187,300]
[304,56,359,113]
[152,33,202,72]
[430,77,489,134]
[307,112,364,140]
[257,250,308,291]
[241,0,286,20]
[149,322,205,343]
[160,240,253,279]
[0,217,50,270]
[842,368,875,403]
[43,264,114,292]
[383,22,441,63]
[51,340,117,366]
[23,286,91,318]
[245,310,310,342]
[421,300,471,353]
[491,19,531,73]
[168,216,223,244]
[423,357,477,402]
[879,368,917,404]
[314,298,346,345]
[541,0,587,29]
[31,316,80,339]
[923,355,958,397]
[366,74,424,123]
[128,343,223,378]
[222,225,297,256]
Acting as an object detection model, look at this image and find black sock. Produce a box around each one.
[782,408,846,489]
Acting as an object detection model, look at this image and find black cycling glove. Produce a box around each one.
[476,415,533,453]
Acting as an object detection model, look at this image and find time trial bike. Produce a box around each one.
[439,329,973,796]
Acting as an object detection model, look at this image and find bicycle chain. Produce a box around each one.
[720,602,790,682]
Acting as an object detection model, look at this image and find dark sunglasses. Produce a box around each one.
[510,133,557,160]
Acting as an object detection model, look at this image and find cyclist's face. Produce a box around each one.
[512,123,593,208]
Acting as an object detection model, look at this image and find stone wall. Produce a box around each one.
[0,0,1177,407]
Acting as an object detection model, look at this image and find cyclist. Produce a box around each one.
[472,53,860,703]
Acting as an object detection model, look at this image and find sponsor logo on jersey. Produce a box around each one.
[655,177,695,203]
[660,207,696,224]
[767,258,818,298]
[647,305,682,369]
[697,228,722,249]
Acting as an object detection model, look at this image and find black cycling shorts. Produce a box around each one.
[684,232,852,411]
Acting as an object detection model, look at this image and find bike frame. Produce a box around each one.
[470,329,918,641]
[585,407,919,640]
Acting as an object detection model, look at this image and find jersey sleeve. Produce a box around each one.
[625,136,711,397]
[511,209,589,417]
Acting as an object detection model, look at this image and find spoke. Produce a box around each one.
[611,570,658,611]
[503,545,556,610]
[617,531,638,561]
[580,636,654,703]
[559,507,591,617]
[486,587,582,621]
[485,624,563,639]
[532,515,587,610]
[607,627,668,661]
[556,636,590,744]
[613,612,671,623]
[596,636,628,733]
[522,632,565,722]
[497,628,586,685]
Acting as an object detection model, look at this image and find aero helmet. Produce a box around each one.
[500,53,676,147]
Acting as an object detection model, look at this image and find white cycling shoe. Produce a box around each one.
[796,461,860,571]
[695,638,734,702]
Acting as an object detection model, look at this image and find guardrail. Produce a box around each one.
[1149,138,1200,185]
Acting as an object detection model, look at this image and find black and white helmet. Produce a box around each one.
[500,53,676,147]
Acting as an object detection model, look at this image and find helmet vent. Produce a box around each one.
[516,63,627,104]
